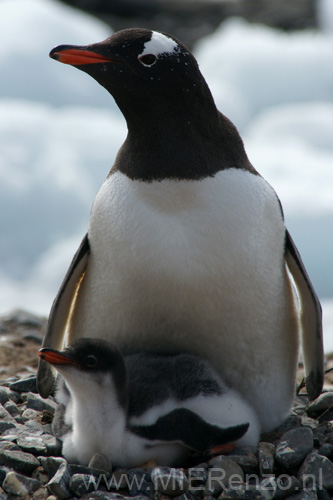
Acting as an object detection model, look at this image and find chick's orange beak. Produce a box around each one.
[39,348,80,367]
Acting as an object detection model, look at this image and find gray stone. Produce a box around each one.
[80,492,135,500]
[0,421,16,433]
[174,492,196,500]
[2,309,45,327]
[258,442,275,475]
[0,467,10,484]
[300,416,319,429]
[17,434,48,455]
[220,484,265,499]
[2,470,41,496]
[46,458,72,499]
[8,389,21,404]
[318,443,333,458]
[70,462,111,480]
[0,426,22,441]
[0,387,10,405]
[205,459,244,496]
[307,392,333,418]
[0,440,20,451]
[31,465,50,485]
[10,375,38,393]
[298,452,333,490]
[21,408,41,422]
[88,452,112,473]
[152,467,189,497]
[69,473,104,496]
[41,433,62,456]
[0,403,17,423]
[274,415,303,433]
[188,467,208,490]
[127,468,153,498]
[22,331,43,344]
[0,376,19,388]
[4,399,20,418]
[226,452,259,475]
[0,449,40,474]
[24,418,44,432]
[24,393,57,413]
[31,486,49,500]
[276,427,313,468]
[265,475,301,499]
[107,469,130,490]
[287,489,318,500]
[39,456,67,476]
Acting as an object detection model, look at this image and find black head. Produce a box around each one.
[39,338,127,407]
[49,28,252,180]
[49,28,217,128]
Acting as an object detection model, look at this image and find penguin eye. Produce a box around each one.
[85,355,97,368]
[138,54,157,67]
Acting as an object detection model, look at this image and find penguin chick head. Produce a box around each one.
[49,28,217,128]
[39,338,127,409]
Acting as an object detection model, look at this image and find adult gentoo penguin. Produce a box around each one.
[39,338,257,467]
[37,29,323,432]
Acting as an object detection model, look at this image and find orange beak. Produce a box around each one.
[50,47,114,66]
[39,348,80,367]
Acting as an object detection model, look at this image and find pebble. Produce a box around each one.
[152,467,189,497]
[275,427,314,468]
[41,433,62,456]
[205,458,244,496]
[0,311,333,500]
[227,451,259,475]
[17,434,48,455]
[9,375,38,394]
[2,470,41,496]
[219,484,265,499]
[89,452,113,473]
[46,458,72,499]
[4,399,21,418]
[69,473,101,496]
[306,391,333,418]
[0,449,40,474]
[298,452,333,490]
[0,387,11,405]
[24,392,57,414]
[258,442,275,475]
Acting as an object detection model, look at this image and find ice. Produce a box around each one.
[0,0,332,350]
[0,99,126,279]
[195,18,333,131]
[0,0,113,108]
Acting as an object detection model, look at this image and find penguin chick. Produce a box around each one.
[39,338,259,467]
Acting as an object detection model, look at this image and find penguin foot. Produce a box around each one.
[209,443,236,456]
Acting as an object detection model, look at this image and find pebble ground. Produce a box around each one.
[0,310,332,500]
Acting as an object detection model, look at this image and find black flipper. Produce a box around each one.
[37,234,90,398]
[130,408,249,452]
[285,230,324,400]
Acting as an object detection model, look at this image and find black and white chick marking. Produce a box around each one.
[39,339,259,467]
[38,29,323,436]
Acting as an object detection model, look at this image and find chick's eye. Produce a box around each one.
[139,54,157,67]
[85,355,97,367]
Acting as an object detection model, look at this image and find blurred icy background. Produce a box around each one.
[0,0,332,349]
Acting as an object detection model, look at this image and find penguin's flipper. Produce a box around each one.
[285,230,324,400]
[130,408,249,453]
[37,234,90,398]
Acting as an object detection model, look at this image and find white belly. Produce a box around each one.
[70,169,299,431]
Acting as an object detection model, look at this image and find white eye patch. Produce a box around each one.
[139,31,179,58]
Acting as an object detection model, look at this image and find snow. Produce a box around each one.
[0,0,332,351]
